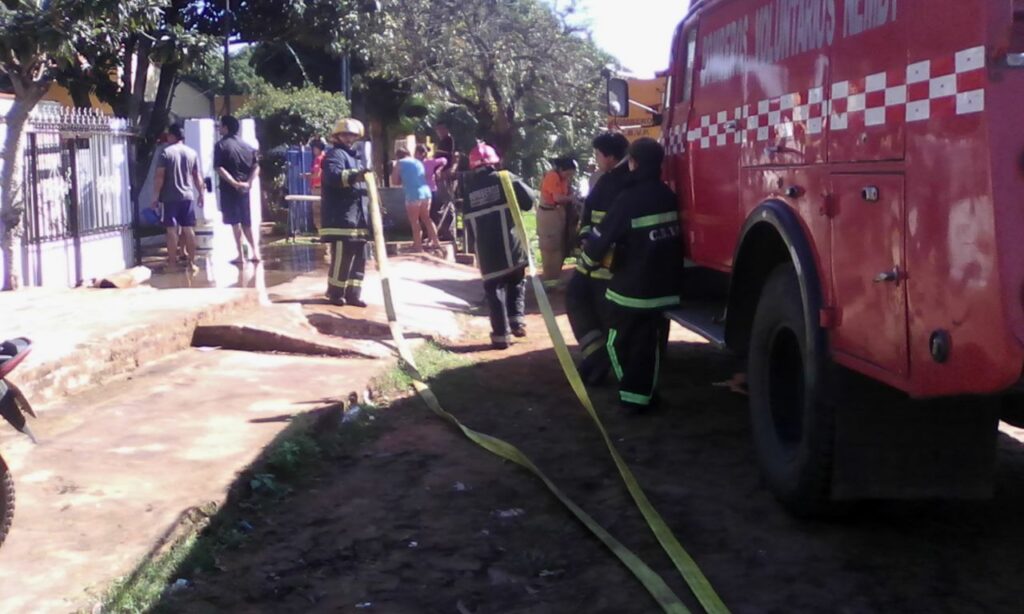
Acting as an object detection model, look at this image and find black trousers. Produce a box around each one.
[430,192,456,242]
[567,272,611,380]
[607,307,670,408]
[483,268,527,342]
[327,238,367,302]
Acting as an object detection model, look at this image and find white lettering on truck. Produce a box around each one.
[843,0,897,38]
[698,1,900,86]
[700,16,750,85]
[701,0,838,85]
[754,0,836,65]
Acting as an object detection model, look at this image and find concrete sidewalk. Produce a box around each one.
[0,349,382,614]
[1,285,260,407]
[0,254,488,613]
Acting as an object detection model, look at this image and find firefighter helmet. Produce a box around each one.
[469,142,500,169]
[332,118,365,137]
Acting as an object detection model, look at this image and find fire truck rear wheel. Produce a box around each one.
[0,455,13,549]
[748,263,834,516]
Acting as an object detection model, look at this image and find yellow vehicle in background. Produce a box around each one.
[606,76,666,142]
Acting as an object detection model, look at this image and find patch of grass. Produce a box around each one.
[266,433,321,477]
[99,532,201,614]
[522,210,541,266]
[96,406,384,614]
[371,341,471,399]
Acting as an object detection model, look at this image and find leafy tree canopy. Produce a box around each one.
[366,0,610,178]
[180,46,268,96]
[238,84,351,150]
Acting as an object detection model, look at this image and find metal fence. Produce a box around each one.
[22,107,133,242]
[19,106,134,284]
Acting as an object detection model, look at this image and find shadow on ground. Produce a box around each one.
[142,331,1024,614]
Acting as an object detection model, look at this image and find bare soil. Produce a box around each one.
[156,289,1024,614]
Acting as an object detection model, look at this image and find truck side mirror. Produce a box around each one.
[607,78,630,118]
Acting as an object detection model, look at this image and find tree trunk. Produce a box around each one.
[131,61,179,212]
[1,88,44,291]
[68,80,93,108]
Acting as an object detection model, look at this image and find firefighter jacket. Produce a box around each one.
[576,160,632,280]
[459,167,536,280]
[581,173,683,310]
[320,144,369,240]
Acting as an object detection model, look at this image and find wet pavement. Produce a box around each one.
[145,243,329,292]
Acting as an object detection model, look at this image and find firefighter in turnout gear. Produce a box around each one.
[321,118,370,308]
[459,143,536,349]
[567,131,631,385]
[580,138,683,412]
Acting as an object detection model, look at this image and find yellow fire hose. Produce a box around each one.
[361,172,728,614]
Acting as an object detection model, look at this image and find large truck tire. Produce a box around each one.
[0,455,13,549]
[748,263,834,516]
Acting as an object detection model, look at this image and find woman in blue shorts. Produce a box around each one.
[391,148,441,252]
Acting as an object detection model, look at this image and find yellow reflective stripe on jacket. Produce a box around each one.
[321,224,370,236]
[632,211,679,229]
[606,289,680,309]
[576,262,612,277]
[592,210,607,224]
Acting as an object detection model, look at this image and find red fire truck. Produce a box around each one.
[609,0,1024,513]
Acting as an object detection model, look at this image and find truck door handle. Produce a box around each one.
[873,268,900,283]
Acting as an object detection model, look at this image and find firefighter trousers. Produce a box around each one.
[326,238,367,302]
[607,307,671,409]
[483,267,527,344]
[567,272,611,382]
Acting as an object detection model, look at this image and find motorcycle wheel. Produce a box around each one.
[0,455,13,549]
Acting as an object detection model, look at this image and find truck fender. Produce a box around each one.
[725,200,826,358]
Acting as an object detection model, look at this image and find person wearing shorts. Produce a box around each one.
[214,115,262,264]
[152,124,204,272]
[416,144,453,241]
[391,148,441,252]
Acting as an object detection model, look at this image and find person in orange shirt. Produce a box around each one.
[305,138,327,234]
[538,157,578,285]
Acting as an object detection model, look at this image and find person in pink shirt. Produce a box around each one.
[416,144,446,192]
[416,144,452,240]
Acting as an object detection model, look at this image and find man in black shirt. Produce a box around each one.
[214,115,261,264]
[433,121,456,163]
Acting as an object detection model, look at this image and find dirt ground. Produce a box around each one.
[156,286,1024,614]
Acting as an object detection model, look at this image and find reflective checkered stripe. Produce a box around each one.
[664,46,986,154]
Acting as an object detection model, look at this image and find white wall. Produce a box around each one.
[21,231,133,287]
[172,83,213,120]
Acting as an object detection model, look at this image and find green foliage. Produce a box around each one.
[0,1,163,85]
[266,435,321,477]
[367,0,609,181]
[180,46,269,96]
[372,341,471,399]
[239,85,351,149]
[100,532,201,614]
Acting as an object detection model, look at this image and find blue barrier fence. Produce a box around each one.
[285,146,316,237]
